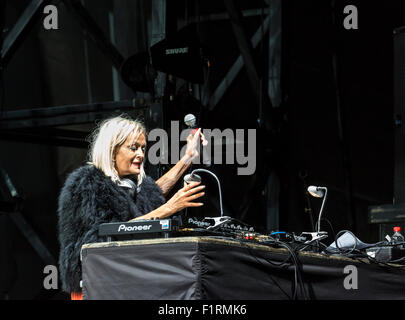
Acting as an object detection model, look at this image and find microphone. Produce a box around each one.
[183,114,211,167]
[184,113,197,129]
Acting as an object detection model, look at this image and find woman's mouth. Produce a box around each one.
[132,162,141,169]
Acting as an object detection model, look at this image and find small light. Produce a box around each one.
[307,186,324,198]
[307,186,328,234]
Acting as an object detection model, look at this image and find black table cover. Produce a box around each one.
[80,236,405,300]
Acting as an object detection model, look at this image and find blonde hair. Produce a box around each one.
[88,115,147,186]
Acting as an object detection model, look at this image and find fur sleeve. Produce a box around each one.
[57,166,167,293]
[57,165,138,292]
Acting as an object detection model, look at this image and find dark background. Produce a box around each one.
[0,0,403,299]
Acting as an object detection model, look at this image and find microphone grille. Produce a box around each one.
[184,114,196,127]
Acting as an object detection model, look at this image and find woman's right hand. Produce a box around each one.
[165,181,205,214]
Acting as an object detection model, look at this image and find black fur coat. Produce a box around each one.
[57,165,166,293]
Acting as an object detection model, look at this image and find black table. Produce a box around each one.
[80,236,405,300]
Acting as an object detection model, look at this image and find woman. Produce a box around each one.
[57,115,206,300]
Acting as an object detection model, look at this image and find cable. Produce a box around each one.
[297,241,329,253]
[319,229,405,267]
[184,226,306,300]
[332,230,358,255]
[385,256,405,264]
[237,238,297,300]
[276,240,308,300]
[256,238,308,300]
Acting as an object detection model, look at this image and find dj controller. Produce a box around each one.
[98,216,405,265]
[99,216,264,242]
[98,215,322,246]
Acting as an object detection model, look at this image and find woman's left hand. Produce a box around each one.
[184,128,207,162]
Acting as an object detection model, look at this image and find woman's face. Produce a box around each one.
[114,132,146,178]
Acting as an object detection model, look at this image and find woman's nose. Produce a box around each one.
[135,147,144,158]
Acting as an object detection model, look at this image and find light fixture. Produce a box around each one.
[184,169,234,231]
[184,168,224,217]
[307,186,328,234]
[307,185,324,198]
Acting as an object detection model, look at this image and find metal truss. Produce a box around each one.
[0,1,157,282]
[0,0,142,146]
[0,99,148,147]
